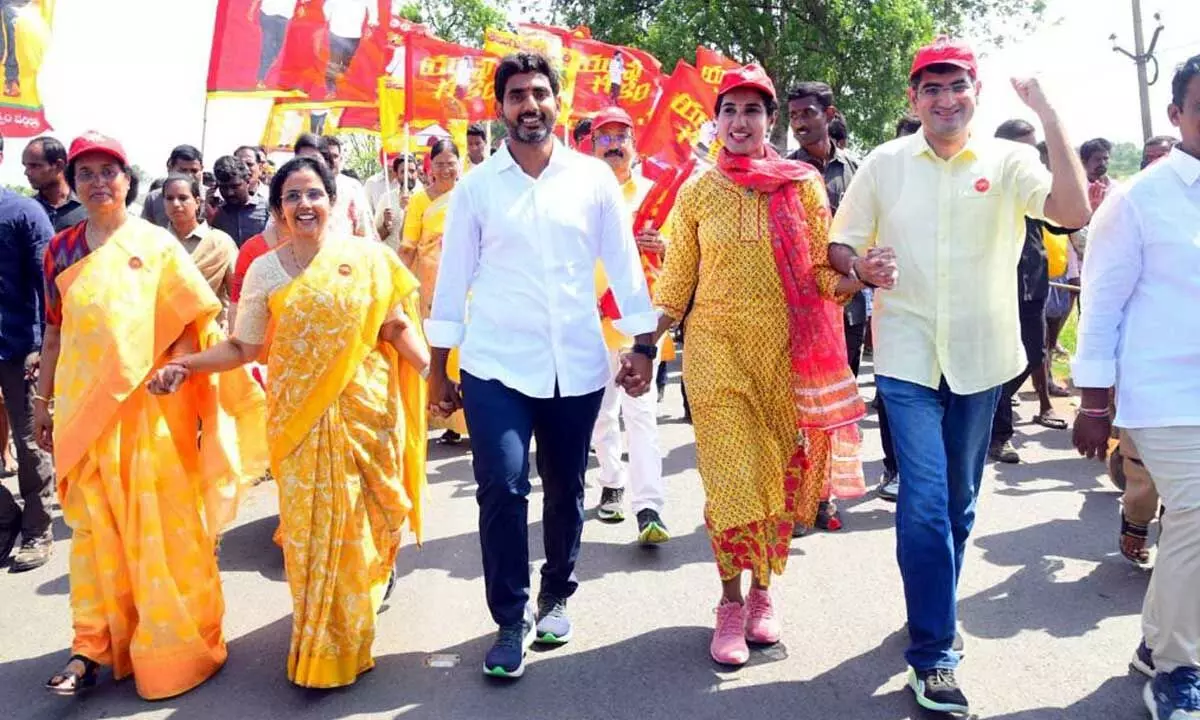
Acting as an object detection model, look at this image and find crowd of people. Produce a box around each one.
[0,35,1196,720]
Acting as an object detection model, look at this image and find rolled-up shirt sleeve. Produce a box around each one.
[829,153,878,254]
[1071,186,1140,389]
[425,182,478,348]
[596,172,656,337]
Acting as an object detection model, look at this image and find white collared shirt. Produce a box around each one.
[1071,148,1200,429]
[325,0,376,39]
[426,141,657,398]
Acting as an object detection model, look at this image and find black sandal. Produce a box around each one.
[814,500,843,532]
[45,654,99,696]
[1119,512,1151,565]
[435,430,463,446]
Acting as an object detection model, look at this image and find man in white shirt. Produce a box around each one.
[1072,55,1200,720]
[828,37,1091,714]
[587,106,669,544]
[427,52,656,680]
[323,0,377,94]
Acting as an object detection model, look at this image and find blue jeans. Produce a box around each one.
[460,372,604,627]
[876,375,1001,671]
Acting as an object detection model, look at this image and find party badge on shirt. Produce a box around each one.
[974,177,991,193]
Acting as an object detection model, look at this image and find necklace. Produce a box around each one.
[287,242,317,271]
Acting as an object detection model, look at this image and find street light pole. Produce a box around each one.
[1111,0,1165,141]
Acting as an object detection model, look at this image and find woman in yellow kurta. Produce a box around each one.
[649,68,866,667]
[149,156,430,689]
[399,139,467,443]
[34,133,269,698]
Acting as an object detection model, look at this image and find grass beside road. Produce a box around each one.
[1052,308,1078,385]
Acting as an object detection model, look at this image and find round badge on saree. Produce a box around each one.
[338,263,352,276]
[128,256,143,269]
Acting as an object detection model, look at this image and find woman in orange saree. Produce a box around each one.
[33,133,269,699]
[150,156,430,689]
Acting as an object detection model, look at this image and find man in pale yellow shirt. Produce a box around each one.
[827,37,1092,715]
[589,106,670,545]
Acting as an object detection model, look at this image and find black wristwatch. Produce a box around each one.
[631,343,658,360]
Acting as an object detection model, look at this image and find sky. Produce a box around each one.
[0,0,1196,187]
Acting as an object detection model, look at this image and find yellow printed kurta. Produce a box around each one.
[655,170,844,583]
[52,219,268,700]
[400,187,467,434]
[262,237,427,688]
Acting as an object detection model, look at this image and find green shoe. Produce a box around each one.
[636,509,670,545]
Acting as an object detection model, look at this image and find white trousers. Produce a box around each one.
[1128,425,1200,674]
[591,350,664,514]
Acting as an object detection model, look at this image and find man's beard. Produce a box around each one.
[507,110,554,144]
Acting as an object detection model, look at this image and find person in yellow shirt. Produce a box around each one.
[827,37,1092,715]
[588,107,669,544]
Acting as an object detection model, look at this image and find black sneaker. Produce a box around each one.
[877,470,900,502]
[908,667,969,714]
[483,607,535,679]
[636,509,670,545]
[10,534,51,573]
[1131,638,1155,679]
[597,487,625,522]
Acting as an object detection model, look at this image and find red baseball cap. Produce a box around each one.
[717,64,776,101]
[68,131,128,165]
[592,106,634,132]
[910,35,977,80]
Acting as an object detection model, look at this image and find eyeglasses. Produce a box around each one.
[918,80,974,99]
[75,166,122,184]
[594,134,631,148]
[282,188,328,204]
[430,161,458,171]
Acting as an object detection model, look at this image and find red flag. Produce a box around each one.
[636,62,715,179]
[695,46,741,95]
[405,34,496,124]
[598,159,697,320]
[568,38,662,128]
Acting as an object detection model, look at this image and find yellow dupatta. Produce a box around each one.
[53,218,268,533]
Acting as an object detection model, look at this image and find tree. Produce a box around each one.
[1107,141,1142,180]
[341,133,383,180]
[542,0,1044,149]
[395,0,507,47]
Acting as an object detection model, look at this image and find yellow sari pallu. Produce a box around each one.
[264,238,427,688]
[53,221,268,700]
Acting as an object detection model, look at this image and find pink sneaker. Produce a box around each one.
[745,588,781,645]
[711,600,750,666]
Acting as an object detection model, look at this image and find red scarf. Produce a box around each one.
[717,147,865,498]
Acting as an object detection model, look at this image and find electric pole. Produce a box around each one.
[1111,0,1164,141]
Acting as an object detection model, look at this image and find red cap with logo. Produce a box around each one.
[591,106,635,132]
[910,35,977,80]
[68,131,128,165]
[717,64,776,101]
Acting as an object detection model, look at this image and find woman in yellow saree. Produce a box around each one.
[33,133,269,698]
[150,157,430,689]
[399,139,467,444]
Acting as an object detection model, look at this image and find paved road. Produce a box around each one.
[0,360,1154,719]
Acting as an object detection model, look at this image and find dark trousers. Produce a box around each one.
[845,320,866,379]
[325,34,361,92]
[2,4,18,84]
[257,12,289,83]
[992,304,1049,445]
[461,372,604,627]
[877,395,898,477]
[0,359,53,537]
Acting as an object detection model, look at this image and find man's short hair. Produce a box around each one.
[29,136,67,165]
[995,119,1036,141]
[494,52,560,102]
[786,81,834,109]
[213,155,251,183]
[572,118,593,145]
[168,144,203,167]
[1079,138,1113,163]
[1172,53,1200,108]
[467,123,486,140]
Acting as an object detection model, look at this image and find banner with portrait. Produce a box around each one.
[0,0,54,137]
